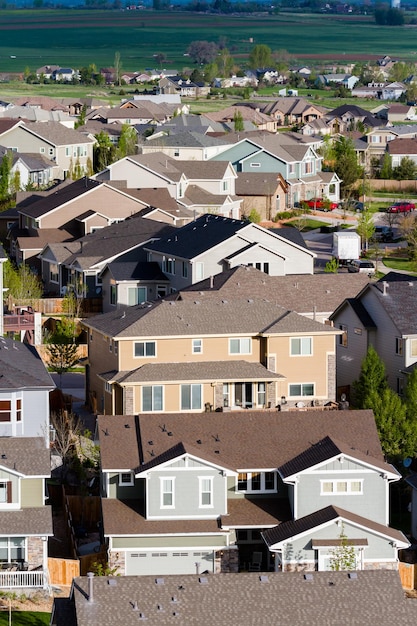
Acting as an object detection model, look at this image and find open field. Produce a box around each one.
[0,9,417,74]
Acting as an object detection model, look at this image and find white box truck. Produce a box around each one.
[332,231,361,266]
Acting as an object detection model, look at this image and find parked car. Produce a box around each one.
[305,198,338,211]
[387,201,415,213]
[338,199,364,212]
[348,259,376,275]
[374,225,394,242]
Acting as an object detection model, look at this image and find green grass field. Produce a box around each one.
[0,9,417,74]
[0,612,50,625]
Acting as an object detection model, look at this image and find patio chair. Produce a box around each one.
[248,551,263,571]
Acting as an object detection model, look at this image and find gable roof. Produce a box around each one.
[262,505,407,547]
[18,178,102,219]
[361,281,417,334]
[0,437,51,476]
[98,409,386,476]
[0,338,55,390]
[67,570,417,626]
[23,121,94,146]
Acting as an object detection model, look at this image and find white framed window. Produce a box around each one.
[289,383,314,397]
[199,477,213,508]
[237,472,276,493]
[222,180,228,191]
[49,263,59,283]
[0,482,11,504]
[181,384,202,411]
[288,163,295,174]
[223,383,230,408]
[40,147,45,154]
[229,338,251,355]
[411,339,417,358]
[257,382,266,406]
[105,382,111,394]
[182,262,188,279]
[110,285,117,306]
[162,257,175,274]
[134,341,156,358]
[128,286,146,306]
[250,163,261,168]
[192,339,202,354]
[65,147,71,157]
[290,337,312,356]
[0,401,11,422]
[119,472,134,486]
[339,324,348,348]
[321,480,363,495]
[142,385,163,412]
[160,477,175,508]
[0,537,25,563]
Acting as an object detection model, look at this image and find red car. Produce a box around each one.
[305,198,338,211]
[387,201,415,213]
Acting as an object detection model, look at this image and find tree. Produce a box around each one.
[154,52,166,68]
[114,51,122,87]
[203,62,219,84]
[248,44,272,69]
[333,136,362,197]
[356,208,375,251]
[352,345,387,409]
[247,209,261,223]
[46,319,80,388]
[93,131,116,172]
[187,41,218,65]
[217,48,234,77]
[117,124,137,159]
[398,214,417,260]
[329,524,356,571]
[379,153,393,179]
[324,258,339,273]
[0,151,12,200]
[234,110,244,132]
[4,260,43,301]
[393,157,417,181]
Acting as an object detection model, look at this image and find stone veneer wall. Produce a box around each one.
[327,353,336,402]
[124,387,134,415]
[219,547,239,573]
[109,550,126,575]
[27,537,44,569]
[214,383,223,411]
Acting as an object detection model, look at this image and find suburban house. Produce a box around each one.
[209,133,340,208]
[158,75,210,98]
[144,214,316,291]
[0,120,94,180]
[140,130,232,161]
[177,265,370,325]
[94,408,406,577]
[82,289,339,416]
[10,178,155,268]
[39,212,176,298]
[352,81,407,100]
[329,277,417,399]
[373,103,416,123]
[0,146,54,190]
[258,97,324,126]
[94,153,242,218]
[315,74,359,90]
[204,105,277,133]
[387,137,417,167]
[236,172,288,221]
[51,570,417,626]
[0,338,55,588]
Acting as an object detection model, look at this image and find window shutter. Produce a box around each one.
[6,482,11,504]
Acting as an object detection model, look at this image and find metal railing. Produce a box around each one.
[0,570,48,590]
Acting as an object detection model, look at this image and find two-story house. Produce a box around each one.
[0,120,94,180]
[97,408,406,577]
[83,294,340,416]
[329,276,417,399]
[144,214,315,291]
[209,133,340,208]
[94,153,242,218]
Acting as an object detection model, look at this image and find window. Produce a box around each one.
[303,161,313,175]
[397,377,405,396]
[128,287,146,306]
[40,147,45,154]
[0,537,25,563]
[195,262,204,281]
[174,149,180,157]
[288,163,295,174]
[339,324,348,348]
[119,472,134,486]
[229,338,251,355]
[250,163,261,168]
[65,147,71,157]
[411,339,417,358]
[49,264,59,283]
[0,401,11,422]
[321,480,363,495]
[290,337,312,356]
[237,472,276,493]
[396,337,403,356]
[223,383,230,408]
[157,285,167,298]
[161,478,174,508]
[142,385,163,412]
[181,384,202,410]
[222,180,228,191]
[134,341,156,358]
[257,383,266,407]
[114,342,118,356]
[199,477,213,507]
[16,400,21,422]
[105,382,111,394]
[182,262,188,279]
[192,339,202,354]
[0,482,11,503]
[289,383,315,397]
[110,285,117,306]
[163,257,175,275]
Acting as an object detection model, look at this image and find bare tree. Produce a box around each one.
[50,411,82,466]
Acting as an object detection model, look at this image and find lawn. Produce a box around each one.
[0,612,50,625]
[0,9,417,74]
[382,257,417,273]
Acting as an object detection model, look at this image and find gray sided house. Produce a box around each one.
[96,409,406,577]
[330,276,417,399]
[144,214,315,291]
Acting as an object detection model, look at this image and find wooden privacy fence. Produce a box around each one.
[48,557,80,587]
[66,494,101,529]
[399,561,417,590]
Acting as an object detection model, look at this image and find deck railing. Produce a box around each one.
[0,570,48,590]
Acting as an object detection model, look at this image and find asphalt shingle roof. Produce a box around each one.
[0,437,51,476]
[0,339,55,390]
[0,507,52,536]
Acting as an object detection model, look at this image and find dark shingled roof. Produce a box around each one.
[18,177,102,219]
[0,339,55,390]
[0,507,52,536]
[0,437,50,476]
[68,570,417,626]
[262,505,407,547]
[103,261,168,282]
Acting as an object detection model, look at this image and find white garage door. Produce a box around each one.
[126,550,214,576]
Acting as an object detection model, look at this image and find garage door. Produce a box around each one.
[126,550,214,576]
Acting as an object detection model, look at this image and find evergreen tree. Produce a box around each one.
[333,137,362,197]
[352,345,387,408]
[0,151,12,200]
[380,153,393,179]
[234,110,244,132]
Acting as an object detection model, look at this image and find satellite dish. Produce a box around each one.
[403,457,412,468]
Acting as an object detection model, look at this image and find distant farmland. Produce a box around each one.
[0,9,416,73]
